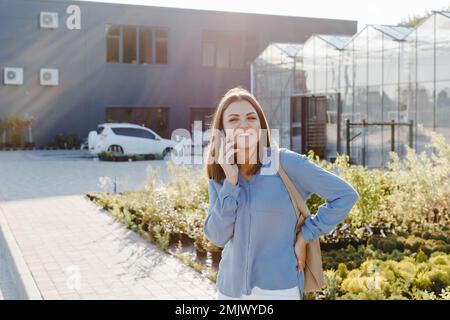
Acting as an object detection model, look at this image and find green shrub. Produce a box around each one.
[49,133,80,149]
[308,127,450,237]
[333,252,450,299]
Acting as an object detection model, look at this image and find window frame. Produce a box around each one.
[201,30,258,69]
[106,24,169,65]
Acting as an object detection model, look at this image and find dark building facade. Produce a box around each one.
[0,0,357,147]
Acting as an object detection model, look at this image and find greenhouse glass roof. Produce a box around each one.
[439,11,450,19]
[316,35,352,49]
[272,43,303,57]
[370,25,413,40]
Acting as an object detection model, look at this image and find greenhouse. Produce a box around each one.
[251,43,304,149]
[252,11,450,167]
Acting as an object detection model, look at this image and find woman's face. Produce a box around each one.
[222,100,261,150]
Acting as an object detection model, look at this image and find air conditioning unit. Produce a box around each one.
[40,68,59,86]
[3,67,24,85]
[40,12,59,29]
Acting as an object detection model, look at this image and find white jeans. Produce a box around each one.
[218,286,301,300]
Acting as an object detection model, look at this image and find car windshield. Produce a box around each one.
[97,126,105,134]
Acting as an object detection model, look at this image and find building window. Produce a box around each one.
[155,28,168,64]
[216,41,230,68]
[105,107,170,138]
[123,26,137,64]
[106,24,168,65]
[139,27,153,64]
[155,41,167,64]
[106,25,120,63]
[190,108,216,132]
[201,30,258,69]
[202,42,215,67]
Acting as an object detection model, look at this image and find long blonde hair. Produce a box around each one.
[204,86,271,181]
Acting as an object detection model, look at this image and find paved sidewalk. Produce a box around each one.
[0,241,20,299]
[0,195,217,300]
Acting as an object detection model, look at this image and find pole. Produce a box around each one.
[362,119,366,167]
[346,119,350,157]
[336,93,342,154]
[391,120,395,153]
[409,120,413,148]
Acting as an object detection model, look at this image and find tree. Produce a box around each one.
[398,6,450,27]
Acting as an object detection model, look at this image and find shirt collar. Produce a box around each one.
[237,144,278,185]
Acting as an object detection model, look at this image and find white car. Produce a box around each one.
[88,123,176,157]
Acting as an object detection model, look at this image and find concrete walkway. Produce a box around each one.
[0,195,217,299]
[0,237,20,299]
[0,150,216,300]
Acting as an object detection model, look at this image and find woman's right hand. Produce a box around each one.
[218,130,239,185]
[294,232,307,271]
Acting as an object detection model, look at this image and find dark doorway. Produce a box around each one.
[190,108,216,132]
[105,107,170,138]
[291,95,328,158]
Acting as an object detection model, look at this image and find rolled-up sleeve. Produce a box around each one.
[283,150,359,243]
[203,179,240,247]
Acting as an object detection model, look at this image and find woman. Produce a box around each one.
[203,86,359,300]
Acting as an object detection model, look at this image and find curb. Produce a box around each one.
[0,205,42,300]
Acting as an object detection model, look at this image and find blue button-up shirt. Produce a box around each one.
[203,147,359,298]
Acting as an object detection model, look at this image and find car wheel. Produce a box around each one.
[108,145,124,155]
[162,147,172,159]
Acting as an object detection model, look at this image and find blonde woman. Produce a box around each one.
[203,86,358,300]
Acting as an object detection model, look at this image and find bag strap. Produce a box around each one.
[278,159,325,292]
[277,163,311,235]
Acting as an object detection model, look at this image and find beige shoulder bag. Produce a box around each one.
[278,164,324,293]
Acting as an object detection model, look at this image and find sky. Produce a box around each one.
[77,0,450,31]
